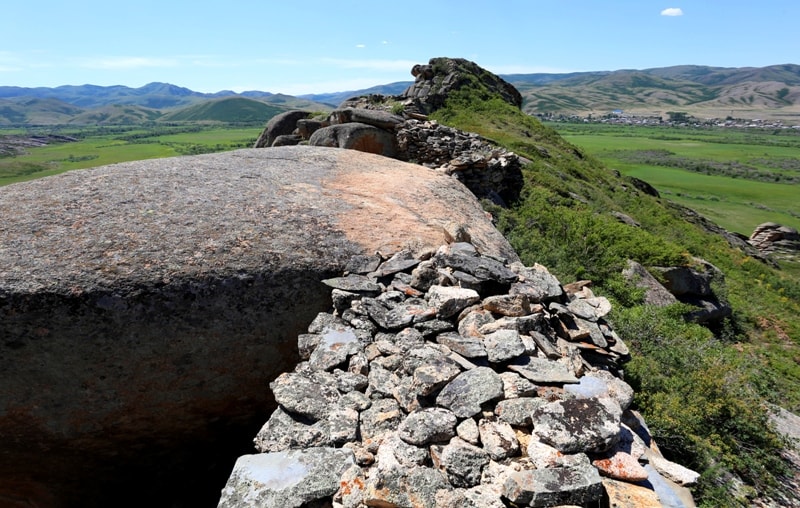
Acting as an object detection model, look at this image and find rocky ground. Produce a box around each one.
[218,242,698,507]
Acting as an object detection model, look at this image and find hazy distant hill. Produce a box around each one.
[0,83,333,125]
[299,82,413,107]
[509,64,800,120]
[2,64,798,125]
[159,97,287,123]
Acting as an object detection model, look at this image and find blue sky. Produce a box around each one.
[2,1,798,95]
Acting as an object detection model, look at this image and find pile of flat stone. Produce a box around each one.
[218,243,698,507]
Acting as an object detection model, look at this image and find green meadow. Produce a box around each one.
[550,123,800,236]
[0,125,262,186]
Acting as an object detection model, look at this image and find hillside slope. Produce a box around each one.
[423,61,800,507]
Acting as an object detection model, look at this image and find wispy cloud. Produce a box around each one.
[661,7,684,16]
[321,58,419,72]
[77,56,178,70]
[355,44,366,49]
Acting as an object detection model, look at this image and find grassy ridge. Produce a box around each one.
[432,89,800,506]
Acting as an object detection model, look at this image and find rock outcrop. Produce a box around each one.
[219,242,697,507]
[749,222,800,261]
[402,57,523,115]
[0,146,515,507]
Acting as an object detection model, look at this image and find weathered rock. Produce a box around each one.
[456,418,481,445]
[322,274,381,293]
[591,450,649,482]
[482,294,531,316]
[502,460,603,507]
[565,370,635,411]
[270,134,303,147]
[509,263,564,302]
[253,110,311,147]
[427,284,481,318]
[0,146,518,505]
[435,248,518,284]
[398,408,458,446]
[330,107,405,130]
[362,465,448,508]
[436,367,504,418]
[749,222,800,259]
[308,324,363,371]
[483,329,526,363]
[602,478,663,508]
[495,397,545,427]
[621,260,679,307]
[217,447,355,508]
[507,355,579,384]
[359,398,404,442]
[532,398,622,454]
[412,359,462,396]
[308,122,399,157]
[478,419,520,460]
[499,371,538,399]
[402,57,522,114]
[436,332,488,358]
[254,407,331,452]
[270,371,340,420]
[432,437,491,488]
[647,452,701,486]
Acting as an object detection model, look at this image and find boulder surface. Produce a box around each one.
[0,146,515,507]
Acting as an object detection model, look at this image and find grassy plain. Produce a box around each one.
[0,125,262,186]
[550,123,800,236]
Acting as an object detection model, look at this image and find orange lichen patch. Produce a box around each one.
[339,476,365,497]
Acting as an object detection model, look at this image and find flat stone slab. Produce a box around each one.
[218,447,355,508]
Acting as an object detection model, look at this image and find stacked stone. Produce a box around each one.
[396,119,523,205]
[219,243,698,508]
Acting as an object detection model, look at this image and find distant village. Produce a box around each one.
[536,111,800,130]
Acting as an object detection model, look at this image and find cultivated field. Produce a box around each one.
[549,122,800,236]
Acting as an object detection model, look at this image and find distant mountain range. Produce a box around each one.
[0,83,333,126]
[511,63,800,120]
[1,63,799,126]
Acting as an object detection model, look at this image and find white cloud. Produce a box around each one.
[355,44,366,49]
[321,58,420,72]
[78,56,178,70]
[381,41,389,45]
[661,7,684,16]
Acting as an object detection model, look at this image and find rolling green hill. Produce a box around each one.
[0,97,86,125]
[159,97,287,123]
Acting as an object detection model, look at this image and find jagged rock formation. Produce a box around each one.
[219,243,697,507]
[402,57,523,115]
[0,146,515,508]
[749,222,800,261]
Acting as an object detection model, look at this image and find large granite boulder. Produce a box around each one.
[0,146,516,507]
[253,110,312,148]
